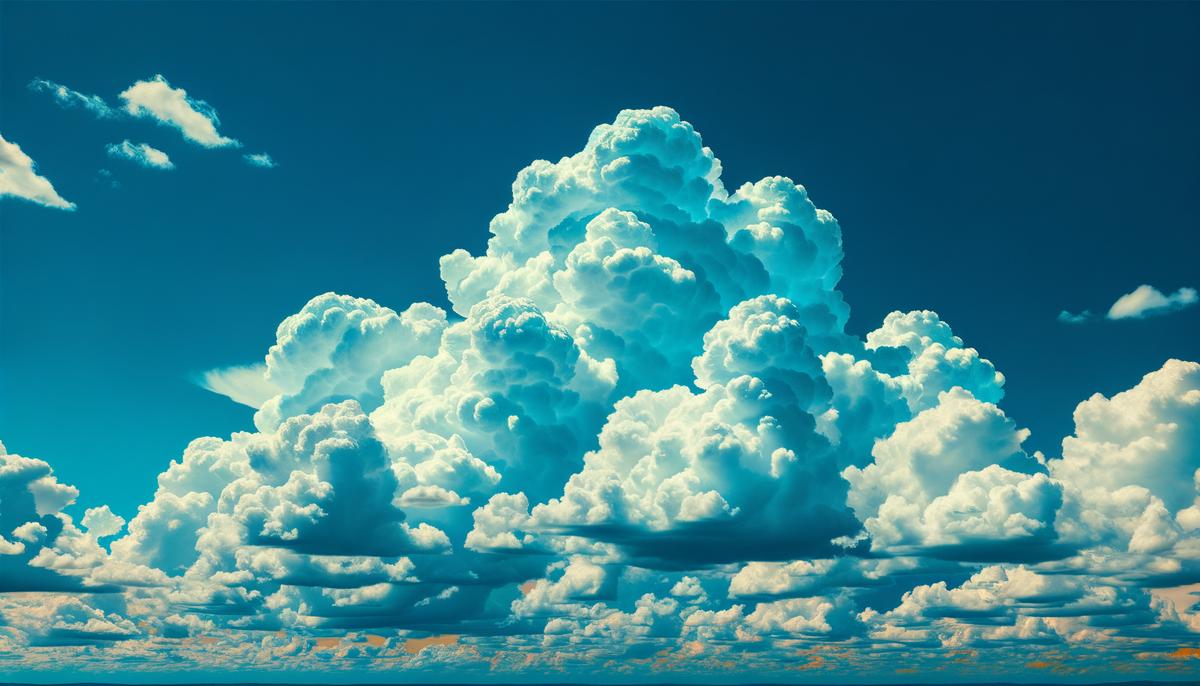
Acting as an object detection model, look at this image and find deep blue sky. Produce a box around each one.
[1,1,1197,521]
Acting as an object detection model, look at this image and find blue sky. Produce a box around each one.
[1,1,1199,681]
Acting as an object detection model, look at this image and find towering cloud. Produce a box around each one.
[0,108,1196,679]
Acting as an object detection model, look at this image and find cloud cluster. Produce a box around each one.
[1,108,1196,680]
[9,74,273,209]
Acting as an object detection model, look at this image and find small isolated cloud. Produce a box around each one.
[1057,310,1091,324]
[1057,284,1197,324]
[1107,284,1198,320]
[243,153,276,169]
[119,75,239,148]
[28,78,116,118]
[106,140,174,170]
[0,133,75,210]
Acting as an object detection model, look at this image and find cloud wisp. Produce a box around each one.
[243,152,277,168]
[3,108,1198,679]
[106,140,175,170]
[28,78,117,119]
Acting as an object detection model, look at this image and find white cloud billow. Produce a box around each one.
[119,75,239,148]
[106,140,175,170]
[0,133,75,210]
[1,107,1198,677]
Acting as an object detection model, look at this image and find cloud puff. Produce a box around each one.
[203,293,448,429]
[28,78,117,118]
[243,153,277,168]
[1107,284,1198,320]
[105,140,174,170]
[4,107,1199,678]
[843,389,1065,561]
[119,75,239,148]
[0,133,74,210]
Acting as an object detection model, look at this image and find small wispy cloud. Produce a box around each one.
[28,78,117,119]
[243,153,277,169]
[1057,310,1091,325]
[199,363,281,409]
[106,140,174,170]
[0,133,75,210]
[119,75,239,148]
[1059,284,1197,323]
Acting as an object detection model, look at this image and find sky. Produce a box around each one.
[0,0,1198,682]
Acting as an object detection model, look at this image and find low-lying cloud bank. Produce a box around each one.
[2,108,1197,680]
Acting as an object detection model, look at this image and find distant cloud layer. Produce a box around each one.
[2,108,1197,680]
[106,140,174,170]
[1060,283,1197,323]
[0,133,74,209]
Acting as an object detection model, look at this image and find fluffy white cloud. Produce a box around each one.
[1045,360,1200,584]
[204,293,448,429]
[843,388,1064,560]
[1107,284,1198,320]
[1051,360,1199,512]
[106,140,174,170]
[119,75,239,148]
[0,133,74,210]
[530,373,858,566]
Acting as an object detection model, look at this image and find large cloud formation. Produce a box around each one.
[2,108,1197,680]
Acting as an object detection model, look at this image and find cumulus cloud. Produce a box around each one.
[3,107,1198,678]
[105,140,175,170]
[0,133,74,210]
[119,75,239,148]
[843,389,1066,562]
